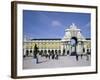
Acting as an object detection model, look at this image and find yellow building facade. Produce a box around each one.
[23,23,91,56]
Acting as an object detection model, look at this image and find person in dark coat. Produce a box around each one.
[76,54,79,61]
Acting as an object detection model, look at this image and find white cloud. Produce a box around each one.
[51,20,62,27]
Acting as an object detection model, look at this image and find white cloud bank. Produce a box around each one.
[51,20,62,27]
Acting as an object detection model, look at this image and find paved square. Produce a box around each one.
[23,55,91,69]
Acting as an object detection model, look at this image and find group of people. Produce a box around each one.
[34,51,59,64]
[44,52,59,60]
[76,54,90,61]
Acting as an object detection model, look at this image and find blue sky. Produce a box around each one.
[23,10,91,39]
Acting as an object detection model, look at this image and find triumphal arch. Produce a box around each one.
[61,23,90,55]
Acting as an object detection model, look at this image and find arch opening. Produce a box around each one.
[70,37,77,56]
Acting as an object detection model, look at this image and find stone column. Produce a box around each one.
[77,41,83,55]
[61,42,64,55]
[67,41,71,55]
[23,48,26,57]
